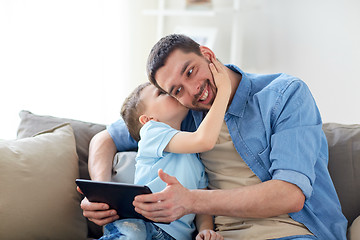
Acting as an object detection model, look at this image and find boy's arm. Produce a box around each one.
[165,58,231,154]
[195,214,214,232]
[195,213,223,240]
[195,187,223,240]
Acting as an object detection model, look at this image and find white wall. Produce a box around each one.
[0,0,132,139]
[238,0,360,124]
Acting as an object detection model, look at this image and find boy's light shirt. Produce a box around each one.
[135,120,207,240]
[108,65,347,240]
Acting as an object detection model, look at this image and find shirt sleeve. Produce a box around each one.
[138,121,179,159]
[107,119,138,152]
[269,80,324,199]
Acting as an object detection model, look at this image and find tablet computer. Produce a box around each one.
[76,179,154,222]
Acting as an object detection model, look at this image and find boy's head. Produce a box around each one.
[121,82,188,142]
[121,82,150,142]
[146,34,218,111]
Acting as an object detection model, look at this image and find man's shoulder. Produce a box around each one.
[226,64,303,94]
[248,71,305,96]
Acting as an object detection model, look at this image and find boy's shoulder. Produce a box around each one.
[138,121,179,154]
[141,120,174,135]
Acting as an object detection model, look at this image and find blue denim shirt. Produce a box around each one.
[108,65,347,240]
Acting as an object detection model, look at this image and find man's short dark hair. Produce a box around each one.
[120,82,151,142]
[146,34,201,91]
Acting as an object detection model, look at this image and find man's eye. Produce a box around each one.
[187,68,193,77]
[175,87,182,95]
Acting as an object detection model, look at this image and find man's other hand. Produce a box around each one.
[77,186,119,226]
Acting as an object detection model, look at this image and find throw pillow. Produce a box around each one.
[0,124,87,240]
[17,110,106,180]
[17,110,108,238]
[348,215,360,239]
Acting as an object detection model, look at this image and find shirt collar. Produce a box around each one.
[225,64,251,118]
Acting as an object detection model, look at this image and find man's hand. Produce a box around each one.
[133,169,193,223]
[77,187,119,226]
[196,230,224,240]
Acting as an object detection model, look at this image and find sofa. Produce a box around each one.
[0,110,359,239]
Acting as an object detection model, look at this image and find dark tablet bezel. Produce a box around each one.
[76,179,154,222]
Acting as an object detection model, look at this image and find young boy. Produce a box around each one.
[100,58,230,240]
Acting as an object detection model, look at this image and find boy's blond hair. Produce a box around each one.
[120,82,151,142]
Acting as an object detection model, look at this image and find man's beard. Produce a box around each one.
[189,79,217,112]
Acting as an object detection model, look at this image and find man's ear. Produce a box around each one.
[199,46,215,62]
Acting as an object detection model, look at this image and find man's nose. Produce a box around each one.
[183,81,201,96]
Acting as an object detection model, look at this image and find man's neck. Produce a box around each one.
[226,67,242,107]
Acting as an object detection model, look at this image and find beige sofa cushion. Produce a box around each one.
[323,123,360,226]
[348,215,360,240]
[16,110,107,238]
[0,124,87,240]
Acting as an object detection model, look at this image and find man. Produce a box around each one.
[81,34,347,239]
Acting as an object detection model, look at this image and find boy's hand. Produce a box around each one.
[209,57,231,95]
[196,229,224,240]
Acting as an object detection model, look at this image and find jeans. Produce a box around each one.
[99,219,175,240]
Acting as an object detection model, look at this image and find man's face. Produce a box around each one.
[154,48,217,111]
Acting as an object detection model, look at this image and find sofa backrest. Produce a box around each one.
[323,123,360,226]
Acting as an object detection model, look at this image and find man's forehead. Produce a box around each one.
[156,63,182,91]
[156,50,195,90]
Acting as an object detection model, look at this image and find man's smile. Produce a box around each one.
[199,88,209,101]
[194,80,213,107]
